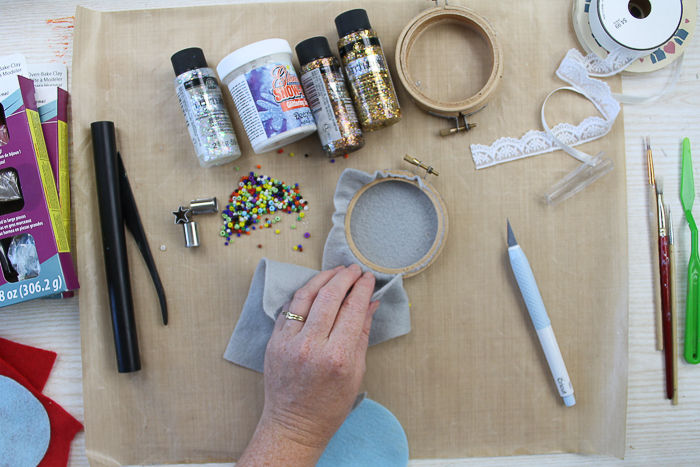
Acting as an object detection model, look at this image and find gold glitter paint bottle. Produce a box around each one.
[296,36,365,158]
[335,9,402,131]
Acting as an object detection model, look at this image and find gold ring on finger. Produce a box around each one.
[283,311,306,322]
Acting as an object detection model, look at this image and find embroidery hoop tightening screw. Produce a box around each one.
[439,113,477,136]
[404,154,439,178]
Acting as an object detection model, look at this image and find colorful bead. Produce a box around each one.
[220,173,309,243]
[304,232,311,238]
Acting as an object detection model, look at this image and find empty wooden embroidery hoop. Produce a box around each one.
[344,170,448,278]
[395,4,504,118]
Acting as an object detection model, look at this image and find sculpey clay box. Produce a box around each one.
[0,74,79,305]
[28,64,72,249]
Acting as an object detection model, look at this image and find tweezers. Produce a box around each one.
[117,153,168,325]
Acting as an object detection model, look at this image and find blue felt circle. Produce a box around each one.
[317,398,409,467]
[0,375,51,467]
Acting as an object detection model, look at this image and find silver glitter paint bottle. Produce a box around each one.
[171,48,241,168]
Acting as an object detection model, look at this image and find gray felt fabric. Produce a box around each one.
[224,169,445,373]
[349,180,438,269]
[322,169,445,276]
[0,375,51,467]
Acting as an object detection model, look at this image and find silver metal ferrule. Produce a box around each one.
[189,197,218,215]
[183,221,200,248]
[657,192,667,234]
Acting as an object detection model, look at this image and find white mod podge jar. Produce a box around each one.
[217,39,317,154]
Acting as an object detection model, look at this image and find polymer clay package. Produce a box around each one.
[0,75,79,305]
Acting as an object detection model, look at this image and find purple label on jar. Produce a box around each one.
[232,63,315,146]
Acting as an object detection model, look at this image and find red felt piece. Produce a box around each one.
[0,338,83,467]
[0,336,56,392]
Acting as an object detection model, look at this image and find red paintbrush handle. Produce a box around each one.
[659,235,674,399]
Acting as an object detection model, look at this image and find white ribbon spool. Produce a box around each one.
[470,0,689,173]
[589,0,682,53]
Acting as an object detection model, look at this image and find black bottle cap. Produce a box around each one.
[335,9,372,38]
[171,47,208,76]
[295,37,334,67]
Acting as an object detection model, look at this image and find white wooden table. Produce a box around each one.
[1,0,699,465]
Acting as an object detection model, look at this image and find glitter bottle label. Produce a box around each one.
[301,68,343,146]
[345,54,399,101]
[342,50,401,130]
[346,54,384,78]
[175,68,240,165]
[228,63,315,149]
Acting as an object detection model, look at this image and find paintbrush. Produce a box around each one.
[656,178,673,400]
[667,205,679,404]
[646,138,663,351]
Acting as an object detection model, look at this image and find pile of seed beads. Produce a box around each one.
[220,172,308,245]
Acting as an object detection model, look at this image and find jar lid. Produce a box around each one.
[295,36,334,67]
[335,9,372,37]
[216,38,293,80]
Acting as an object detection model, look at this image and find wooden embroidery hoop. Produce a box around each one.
[344,169,449,278]
[395,3,504,120]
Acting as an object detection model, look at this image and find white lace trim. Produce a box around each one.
[565,47,641,77]
[470,49,621,170]
[471,118,611,168]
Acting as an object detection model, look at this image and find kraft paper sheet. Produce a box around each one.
[72,1,628,465]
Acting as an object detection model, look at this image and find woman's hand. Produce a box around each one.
[237,264,378,466]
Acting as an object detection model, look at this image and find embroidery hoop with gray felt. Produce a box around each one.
[345,169,448,278]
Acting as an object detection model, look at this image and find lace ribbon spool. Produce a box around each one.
[572,0,695,74]
[394,4,504,132]
[590,0,682,55]
[581,0,684,78]
[470,0,687,170]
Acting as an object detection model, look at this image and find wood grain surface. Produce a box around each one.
[0,0,699,465]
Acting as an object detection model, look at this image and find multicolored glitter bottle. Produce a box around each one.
[171,48,241,168]
[335,9,402,131]
[296,36,365,158]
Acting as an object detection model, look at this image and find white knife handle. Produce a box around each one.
[509,245,576,406]
[508,245,551,330]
